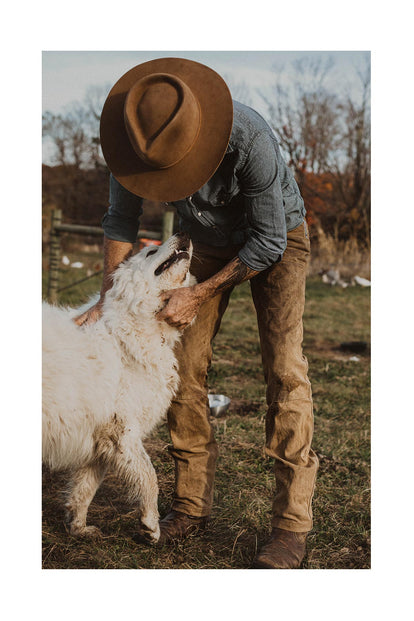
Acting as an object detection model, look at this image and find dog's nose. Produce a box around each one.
[174,231,191,249]
[175,231,190,243]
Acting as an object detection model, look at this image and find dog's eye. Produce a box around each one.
[146,247,158,257]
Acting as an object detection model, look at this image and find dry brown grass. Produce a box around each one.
[309,224,371,279]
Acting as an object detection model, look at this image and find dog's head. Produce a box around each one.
[136,232,193,291]
[107,232,193,316]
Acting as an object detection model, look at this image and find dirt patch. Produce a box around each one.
[308,340,371,361]
[228,399,264,416]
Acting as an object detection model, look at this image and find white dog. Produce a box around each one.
[42,232,193,542]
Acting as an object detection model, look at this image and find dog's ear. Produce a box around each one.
[109,262,148,308]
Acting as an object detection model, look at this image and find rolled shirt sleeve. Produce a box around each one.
[101,174,144,243]
[237,132,287,271]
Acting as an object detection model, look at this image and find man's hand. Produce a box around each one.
[155,256,260,330]
[73,299,104,326]
[156,286,202,330]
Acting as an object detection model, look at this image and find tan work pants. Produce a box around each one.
[167,221,318,532]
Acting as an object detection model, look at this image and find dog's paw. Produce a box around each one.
[132,521,160,545]
[149,523,161,543]
[69,524,103,539]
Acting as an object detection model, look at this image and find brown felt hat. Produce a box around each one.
[100,57,233,202]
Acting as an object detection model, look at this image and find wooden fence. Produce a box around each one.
[47,208,175,303]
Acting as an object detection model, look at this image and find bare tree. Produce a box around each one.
[330,61,371,246]
[42,107,88,168]
[42,111,69,166]
[42,84,110,169]
[82,85,111,166]
[261,55,371,247]
[261,56,340,175]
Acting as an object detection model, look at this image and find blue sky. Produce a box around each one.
[42,50,370,117]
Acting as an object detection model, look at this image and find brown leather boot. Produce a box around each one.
[252,528,308,569]
[157,510,209,544]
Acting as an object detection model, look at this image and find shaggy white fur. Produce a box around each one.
[42,233,194,541]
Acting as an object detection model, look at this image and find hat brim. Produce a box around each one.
[100,58,233,202]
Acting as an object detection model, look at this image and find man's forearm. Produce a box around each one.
[195,256,259,303]
[100,236,134,298]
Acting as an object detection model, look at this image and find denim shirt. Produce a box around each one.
[102,100,306,271]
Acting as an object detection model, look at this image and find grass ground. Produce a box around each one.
[42,253,370,569]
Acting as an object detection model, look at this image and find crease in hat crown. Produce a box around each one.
[124,73,202,170]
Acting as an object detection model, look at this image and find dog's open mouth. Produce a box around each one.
[154,248,190,276]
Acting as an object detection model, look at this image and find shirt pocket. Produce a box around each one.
[188,196,227,240]
[196,173,239,207]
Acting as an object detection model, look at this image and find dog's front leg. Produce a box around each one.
[65,462,107,538]
[112,438,160,542]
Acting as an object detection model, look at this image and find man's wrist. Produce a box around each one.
[193,281,212,304]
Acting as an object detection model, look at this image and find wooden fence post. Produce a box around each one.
[45,210,168,302]
[47,209,62,304]
[162,209,175,242]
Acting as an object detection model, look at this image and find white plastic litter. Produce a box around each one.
[208,394,231,416]
[320,269,371,288]
[70,262,84,269]
[352,275,371,287]
[320,269,348,288]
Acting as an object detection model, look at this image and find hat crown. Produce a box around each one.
[124,73,201,169]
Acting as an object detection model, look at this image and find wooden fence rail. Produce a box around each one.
[47,208,174,303]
